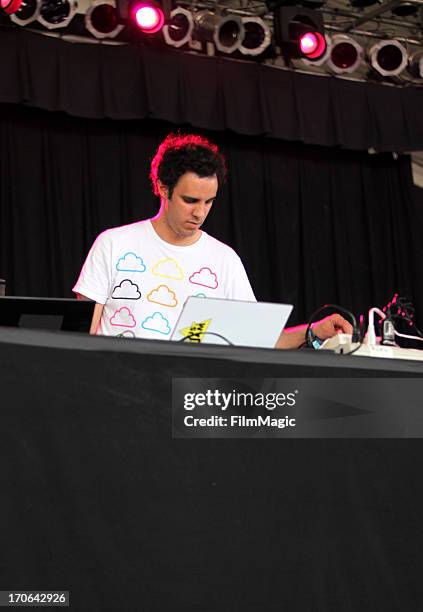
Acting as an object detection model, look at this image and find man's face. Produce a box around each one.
[159,171,218,239]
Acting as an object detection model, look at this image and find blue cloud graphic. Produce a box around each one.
[141,312,171,335]
[116,252,146,273]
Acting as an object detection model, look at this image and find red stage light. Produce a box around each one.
[299,30,326,59]
[300,32,318,54]
[132,2,164,33]
[1,0,23,14]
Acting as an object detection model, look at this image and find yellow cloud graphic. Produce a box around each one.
[147,285,178,307]
[152,258,184,280]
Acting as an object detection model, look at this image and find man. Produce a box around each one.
[73,133,351,347]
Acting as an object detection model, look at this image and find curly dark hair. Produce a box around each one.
[150,133,227,198]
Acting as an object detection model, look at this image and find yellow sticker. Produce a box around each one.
[179,319,212,343]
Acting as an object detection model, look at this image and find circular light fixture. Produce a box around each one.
[392,2,418,16]
[163,6,193,48]
[300,33,331,65]
[326,34,363,74]
[239,16,271,56]
[132,2,164,33]
[85,0,124,39]
[350,0,378,6]
[194,11,245,54]
[214,14,244,53]
[369,39,408,76]
[10,0,39,23]
[300,31,319,55]
[1,0,23,14]
[408,51,423,78]
[38,0,77,29]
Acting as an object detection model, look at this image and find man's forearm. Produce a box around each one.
[275,313,354,349]
[275,325,307,349]
[76,293,104,335]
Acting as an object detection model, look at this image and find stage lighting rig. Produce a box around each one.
[408,51,423,78]
[38,0,77,28]
[272,6,327,61]
[326,34,363,74]
[115,0,170,33]
[163,6,193,48]
[391,2,418,16]
[368,39,408,77]
[239,16,272,56]
[85,0,124,39]
[350,0,378,7]
[133,2,164,33]
[10,0,40,24]
[193,10,245,54]
[1,0,23,14]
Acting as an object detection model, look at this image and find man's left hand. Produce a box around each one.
[312,314,353,341]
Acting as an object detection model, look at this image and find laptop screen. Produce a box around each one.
[171,297,293,349]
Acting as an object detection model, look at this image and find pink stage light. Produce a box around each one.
[133,3,164,33]
[300,32,318,54]
[299,30,326,60]
[1,0,23,14]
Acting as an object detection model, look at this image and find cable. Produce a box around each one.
[382,293,423,343]
[305,303,361,351]
[178,331,234,345]
[394,330,423,343]
[341,311,366,356]
[367,306,386,346]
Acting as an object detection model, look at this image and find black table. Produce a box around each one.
[1,328,423,611]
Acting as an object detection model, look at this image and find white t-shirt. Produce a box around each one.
[73,219,256,339]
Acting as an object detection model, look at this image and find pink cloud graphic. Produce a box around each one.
[189,267,218,289]
[110,307,136,328]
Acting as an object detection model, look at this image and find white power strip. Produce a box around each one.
[319,334,423,362]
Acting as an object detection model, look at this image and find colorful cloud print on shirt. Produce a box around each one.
[152,258,183,280]
[116,252,146,273]
[112,279,141,300]
[110,307,136,328]
[189,267,218,289]
[147,285,178,307]
[141,312,171,335]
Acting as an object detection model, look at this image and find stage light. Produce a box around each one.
[85,0,124,39]
[299,31,320,56]
[38,0,77,28]
[408,51,423,78]
[163,6,193,48]
[194,10,245,54]
[131,1,164,33]
[350,0,378,7]
[10,0,40,24]
[391,2,418,16]
[326,34,363,74]
[369,39,408,77]
[239,16,271,56]
[1,0,23,14]
[273,7,327,61]
[296,27,327,61]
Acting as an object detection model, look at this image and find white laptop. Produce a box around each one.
[170,296,293,348]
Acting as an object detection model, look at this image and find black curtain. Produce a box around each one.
[1,103,422,325]
[2,28,423,152]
